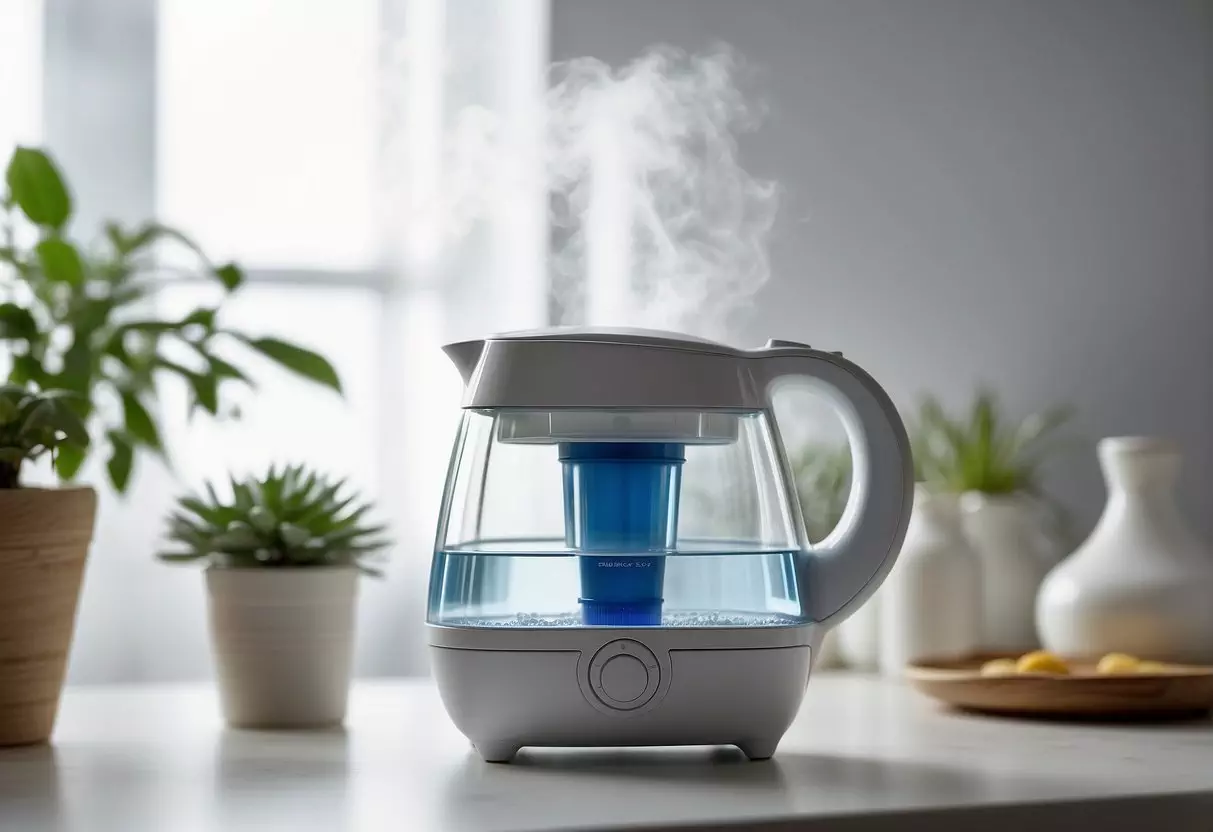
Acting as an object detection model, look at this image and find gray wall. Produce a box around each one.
[551,0,1213,540]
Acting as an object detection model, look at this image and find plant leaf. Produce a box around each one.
[34,238,85,284]
[182,308,217,329]
[214,263,243,291]
[54,443,88,480]
[233,335,342,393]
[120,391,163,451]
[0,302,38,340]
[5,146,71,228]
[206,354,251,385]
[107,432,134,493]
[189,372,218,415]
[156,552,208,563]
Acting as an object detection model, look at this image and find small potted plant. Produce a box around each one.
[157,465,391,728]
[913,390,1073,652]
[0,386,93,745]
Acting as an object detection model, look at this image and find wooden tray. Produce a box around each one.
[905,654,1213,721]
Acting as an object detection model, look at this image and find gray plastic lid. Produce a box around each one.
[443,326,816,410]
[485,326,736,354]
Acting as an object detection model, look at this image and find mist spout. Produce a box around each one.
[443,339,485,384]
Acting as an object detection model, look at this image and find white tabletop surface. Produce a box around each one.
[1,674,1211,831]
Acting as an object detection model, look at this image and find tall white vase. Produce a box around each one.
[1037,438,1213,663]
[961,492,1048,652]
[880,487,981,675]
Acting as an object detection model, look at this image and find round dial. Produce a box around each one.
[587,639,661,711]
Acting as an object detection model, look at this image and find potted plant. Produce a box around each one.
[157,465,391,728]
[1,145,341,744]
[1,145,341,488]
[913,390,1072,652]
[0,386,94,745]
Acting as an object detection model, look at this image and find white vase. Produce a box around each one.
[1037,437,1213,663]
[207,567,359,728]
[961,492,1048,652]
[835,594,881,670]
[880,487,981,675]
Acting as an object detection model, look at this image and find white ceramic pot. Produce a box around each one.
[1037,438,1213,663]
[880,487,981,675]
[961,492,1048,652]
[207,567,359,729]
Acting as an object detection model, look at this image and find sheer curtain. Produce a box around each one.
[0,0,548,682]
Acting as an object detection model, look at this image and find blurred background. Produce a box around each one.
[0,0,1208,683]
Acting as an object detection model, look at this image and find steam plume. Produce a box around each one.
[385,43,779,342]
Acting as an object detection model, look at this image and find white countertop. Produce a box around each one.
[1,675,1210,831]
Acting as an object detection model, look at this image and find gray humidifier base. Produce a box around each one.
[428,622,822,763]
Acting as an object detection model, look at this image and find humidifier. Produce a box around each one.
[427,328,912,762]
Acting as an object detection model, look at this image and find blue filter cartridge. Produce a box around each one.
[560,442,685,626]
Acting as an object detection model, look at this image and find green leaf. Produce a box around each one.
[0,447,26,465]
[120,391,163,451]
[55,443,88,480]
[104,221,162,256]
[37,394,90,446]
[156,359,219,416]
[107,432,134,493]
[121,320,182,335]
[156,552,208,563]
[183,308,217,329]
[206,354,252,385]
[58,339,93,394]
[34,238,85,284]
[214,263,243,291]
[5,147,71,228]
[0,303,37,340]
[235,336,342,393]
[189,372,218,415]
[8,354,46,386]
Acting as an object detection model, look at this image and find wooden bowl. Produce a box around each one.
[905,653,1213,722]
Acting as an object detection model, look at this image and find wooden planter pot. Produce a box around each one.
[0,487,97,746]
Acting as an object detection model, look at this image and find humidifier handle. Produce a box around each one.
[755,346,914,628]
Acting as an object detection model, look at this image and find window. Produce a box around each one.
[5,0,549,682]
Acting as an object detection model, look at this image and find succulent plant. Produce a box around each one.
[0,385,89,489]
[157,464,391,576]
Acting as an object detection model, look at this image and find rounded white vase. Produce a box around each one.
[1037,437,1213,663]
[207,567,359,728]
[961,491,1048,652]
[880,486,981,675]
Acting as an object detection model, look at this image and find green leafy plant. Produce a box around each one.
[157,465,392,576]
[790,441,852,543]
[912,390,1072,496]
[1,146,341,492]
[0,385,89,489]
